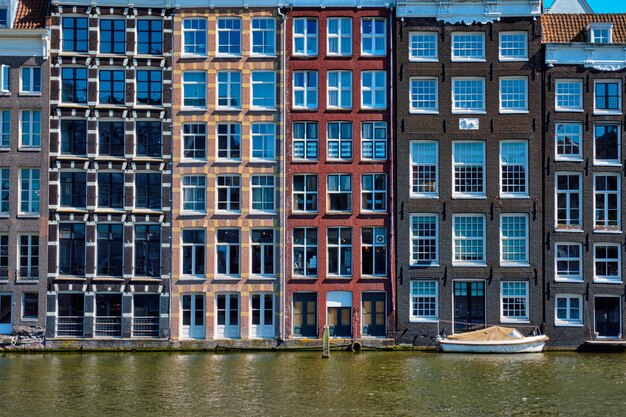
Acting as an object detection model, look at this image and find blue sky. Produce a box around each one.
[545,0,626,12]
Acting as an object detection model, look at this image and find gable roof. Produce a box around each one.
[543,13,626,43]
[13,0,48,29]
[546,0,593,14]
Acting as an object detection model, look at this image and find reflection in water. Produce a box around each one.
[1,352,626,417]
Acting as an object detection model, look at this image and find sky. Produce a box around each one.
[545,0,626,12]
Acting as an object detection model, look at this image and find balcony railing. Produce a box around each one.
[95,316,122,337]
[132,316,160,338]
[57,316,85,337]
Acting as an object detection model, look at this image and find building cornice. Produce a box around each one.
[397,0,540,23]
[0,28,49,57]
[51,0,393,8]
[545,43,626,71]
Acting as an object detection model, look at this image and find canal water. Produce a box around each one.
[1,351,625,417]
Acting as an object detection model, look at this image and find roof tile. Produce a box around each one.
[543,14,626,44]
[14,0,48,29]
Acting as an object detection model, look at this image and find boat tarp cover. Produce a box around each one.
[446,326,524,341]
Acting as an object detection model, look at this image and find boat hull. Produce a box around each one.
[437,335,548,353]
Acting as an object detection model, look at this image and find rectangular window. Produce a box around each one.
[99,69,125,105]
[251,71,276,110]
[594,80,621,113]
[409,32,438,61]
[555,123,583,161]
[135,173,161,209]
[0,235,7,278]
[62,17,89,53]
[292,122,318,160]
[327,174,352,212]
[182,229,205,277]
[19,168,40,215]
[293,71,318,109]
[216,229,240,277]
[217,71,241,109]
[182,123,206,161]
[60,171,86,208]
[217,18,242,56]
[361,174,386,212]
[293,228,317,277]
[453,215,485,266]
[251,123,275,161]
[555,295,583,326]
[0,168,8,215]
[98,121,125,157]
[60,119,86,155]
[361,71,386,109]
[251,293,274,329]
[136,70,162,106]
[361,18,386,56]
[251,229,275,277]
[134,224,161,277]
[499,32,528,61]
[594,244,621,282]
[410,78,438,113]
[0,65,9,93]
[328,227,352,277]
[96,224,123,277]
[20,110,40,148]
[293,174,317,212]
[594,124,620,165]
[22,293,38,319]
[100,19,126,54]
[410,214,438,266]
[0,8,6,27]
[500,214,529,266]
[451,32,485,61]
[501,282,529,322]
[500,141,528,198]
[18,235,38,279]
[362,227,387,276]
[555,80,583,111]
[453,141,485,197]
[327,18,352,56]
[361,122,387,160]
[0,110,9,148]
[555,243,582,281]
[410,281,438,321]
[216,175,241,212]
[182,71,207,108]
[217,123,241,161]
[61,67,88,103]
[594,174,620,231]
[136,121,162,157]
[499,77,528,113]
[182,18,207,56]
[182,175,206,213]
[251,175,275,213]
[251,18,276,56]
[327,71,352,110]
[137,19,163,54]
[293,18,318,56]
[327,122,352,160]
[20,67,41,94]
[452,78,485,113]
[97,172,124,209]
[555,173,582,230]
[591,26,611,44]
[410,141,438,197]
[58,223,86,275]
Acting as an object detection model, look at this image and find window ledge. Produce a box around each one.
[214,276,241,280]
[501,319,530,324]
[93,208,126,214]
[180,211,207,216]
[500,110,529,115]
[0,214,9,218]
[409,263,440,268]
[554,108,584,113]
[554,227,584,233]
[132,157,164,162]
[181,107,208,112]
[18,147,42,152]
[451,195,487,199]
[554,157,583,162]
[452,263,487,268]
[180,159,208,164]
[94,156,127,162]
[326,275,353,279]
[16,214,40,219]
[177,276,206,281]
[130,277,163,282]
[500,263,530,268]
[593,228,622,234]
[593,279,623,284]
[133,105,165,110]
[0,147,9,152]
[554,278,584,283]
[291,276,318,280]
[55,275,87,280]
[410,194,439,199]
[180,54,208,59]
[92,276,124,281]
[451,58,486,63]
[132,209,163,215]
[249,211,277,216]
[408,58,439,63]
[18,92,42,97]
[214,54,243,59]
[56,208,88,213]
[499,58,528,62]
[593,110,622,115]
[409,109,439,115]
[554,322,583,327]
[249,54,278,59]
[291,211,318,215]
[325,210,352,215]
[451,110,486,115]
[214,107,242,112]
[360,275,388,279]
[213,159,242,164]
[291,159,319,164]
[409,318,439,323]
[249,107,277,112]
[248,159,277,165]
[213,211,242,216]
[248,275,277,280]
[500,194,529,199]
[56,155,88,160]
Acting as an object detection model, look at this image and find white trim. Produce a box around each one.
[397,0,541,22]
[554,79,584,112]
[554,121,583,161]
[499,140,528,199]
[452,213,486,267]
[499,31,528,62]
[546,43,626,71]
[554,242,583,282]
[409,280,439,323]
[592,173,621,232]
[593,79,622,115]
[500,281,529,323]
[554,293,583,327]
[409,76,439,114]
[408,31,438,62]
[409,213,439,267]
[499,213,529,267]
[554,171,583,231]
[451,31,485,62]
[451,77,486,114]
[593,243,622,284]
[499,76,528,114]
[452,140,485,199]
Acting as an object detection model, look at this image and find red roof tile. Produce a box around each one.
[542,13,626,44]
[13,0,48,29]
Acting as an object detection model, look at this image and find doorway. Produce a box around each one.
[181,294,205,339]
[454,281,486,332]
[595,296,621,338]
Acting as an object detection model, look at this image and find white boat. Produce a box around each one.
[436,326,548,353]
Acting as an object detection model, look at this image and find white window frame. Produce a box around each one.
[451,32,485,62]
[499,77,528,113]
[361,17,387,56]
[293,17,318,57]
[593,123,621,166]
[589,23,613,44]
[215,229,240,278]
[251,71,276,111]
[19,168,40,216]
[500,214,529,267]
[0,168,9,216]
[452,77,486,114]
[292,174,317,213]
[594,79,622,114]
[555,79,583,112]
[250,17,276,57]
[181,228,206,278]
[361,71,386,110]
[410,214,439,266]
[555,294,583,326]
[555,172,582,231]
[327,227,353,277]
[0,65,9,94]
[251,175,276,214]
[19,110,41,149]
[182,71,207,110]
[292,122,318,161]
[452,141,485,198]
[20,67,42,95]
[499,31,528,61]
[409,31,438,62]
[593,173,621,232]
[327,17,352,57]
[410,140,438,198]
[250,123,276,162]
[500,281,529,323]
[410,280,438,322]
[555,122,583,161]
[0,109,9,148]
[216,71,241,110]
[216,17,242,57]
[361,173,387,213]
[326,173,352,213]
[361,122,387,161]
[292,228,318,278]
[361,227,387,277]
[327,70,352,110]
[181,123,207,162]
[250,230,276,278]
[181,175,206,214]
[593,243,621,283]
[409,77,438,114]
[17,234,39,280]
[216,123,241,162]
[216,175,241,213]
[452,214,486,267]
[292,70,318,110]
[326,121,352,161]
[182,18,207,57]
[555,243,583,282]
[499,140,528,198]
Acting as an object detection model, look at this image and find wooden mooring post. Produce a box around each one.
[322,326,330,358]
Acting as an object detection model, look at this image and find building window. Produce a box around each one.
[595,80,621,113]
[182,18,207,56]
[361,122,386,160]
[217,71,241,109]
[182,229,205,277]
[362,227,387,276]
[135,173,161,209]
[500,214,529,266]
[22,293,38,319]
[182,175,206,213]
[499,32,528,60]
[293,122,318,160]
[594,174,620,231]
[555,80,583,112]
[216,175,241,212]
[60,171,86,208]
[136,70,163,106]
[61,67,88,103]
[451,32,485,61]
[217,18,241,56]
[361,71,386,109]
[100,19,126,54]
[60,119,86,155]
[251,71,276,110]
[293,228,317,277]
[452,78,485,113]
[0,65,9,94]
[327,122,352,160]
[361,174,386,212]
[453,141,485,198]
[182,123,206,161]
[328,227,352,277]
[137,19,163,54]
[555,295,583,326]
[97,172,124,209]
[453,214,485,266]
[251,123,275,161]
[216,229,240,277]
[555,243,582,281]
[327,18,352,56]
[136,121,162,157]
[251,293,274,335]
[0,235,6,278]
[409,32,438,61]
[555,123,582,161]
[501,282,529,322]
[327,174,352,212]
[555,173,582,230]
[0,169,8,215]
[0,110,9,148]
[410,141,438,198]
[500,141,528,198]
[216,293,240,337]
[589,24,612,43]
[96,224,123,277]
[327,71,352,110]
[134,225,161,277]
[251,18,276,56]
[20,67,41,94]
[19,168,40,215]
[293,174,317,212]
[58,223,86,275]
[293,71,318,109]
[20,110,40,148]
[251,229,275,276]
[361,18,386,56]
[410,214,438,266]
[293,18,318,56]
[499,77,528,113]
[98,121,124,157]
[410,281,438,321]
[251,175,275,213]
[594,244,621,282]
[216,123,241,161]
[182,71,207,108]
[0,8,7,27]
[99,69,125,105]
[410,77,438,113]
[18,235,38,279]
[594,124,620,165]
[62,17,88,53]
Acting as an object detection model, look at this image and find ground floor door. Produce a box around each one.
[216,294,239,339]
[362,292,386,337]
[181,294,205,340]
[454,281,485,333]
[95,293,122,337]
[132,294,160,338]
[328,307,351,337]
[0,294,11,334]
[57,293,85,337]
[293,293,317,338]
[250,293,274,339]
[595,296,621,338]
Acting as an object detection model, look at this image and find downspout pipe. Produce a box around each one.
[388,4,396,339]
[277,5,287,341]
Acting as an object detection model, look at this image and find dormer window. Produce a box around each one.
[588,23,613,44]
[0,8,8,28]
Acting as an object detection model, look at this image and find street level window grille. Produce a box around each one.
[20,110,40,148]
[452,78,485,113]
[293,71,318,109]
[134,225,161,277]
[251,18,276,56]
[216,175,241,212]
[293,122,318,160]
[18,235,38,279]
[132,294,160,337]
[361,174,386,212]
[327,174,352,212]
[451,32,485,60]
[136,121,162,157]
[135,173,161,209]
[137,19,163,55]
[20,168,40,215]
[57,293,85,337]
[136,70,163,106]
[251,123,275,161]
[182,123,206,161]
[62,17,88,53]
[216,229,240,277]
[555,295,582,325]
[293,228,317,277]
[327,122,352,160]
[361,71,386,109]
[0,110,9,148]
[328,227,352,277]
[594,174,620,231]
[410,78,438,113]
[453,142,485,197]
[182,71,207,108]
[61,119,86,155]
[555,243,582,281]
[555,123,582,160]
[410,141,438,197]
[594,244,621,282]
[251,175,275,213]
[595,81,621,112]
[453,215,485,265]
[251,71,276,110]
[182,229,205,277]
[361,18,386,56]
[500,141,528,197]
[500,215,528,266]
[293,18,318,56]
[20,67,41,94]
[327,71,352,110]
[99,70,125,105]
[411,281,438,321]
[0,235,6,279]
[501,282,529,322]
[499,32,527,60]
[251,229,275,276]
[555,173,582,230]
[409,32,437,61]
[97,172,124,209]
[61,67,87,103]
[96,224,123,277]
[183,18,207,55]
[293,174,317,212]
[182,175,206,213]
[217,71,241,109]
[100,19,126,54]
[361,122,386,160]
[499,77,528,112]
[361,227,387,276]
[95,293,122,337]
[555,80,583,111]
[594,124,620,165]
[327,18,352,56]
[98,121,125,157]
[58,223,86,276]
[411,214,438,266]
[217,18,242,56]
[0,169,8,215]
